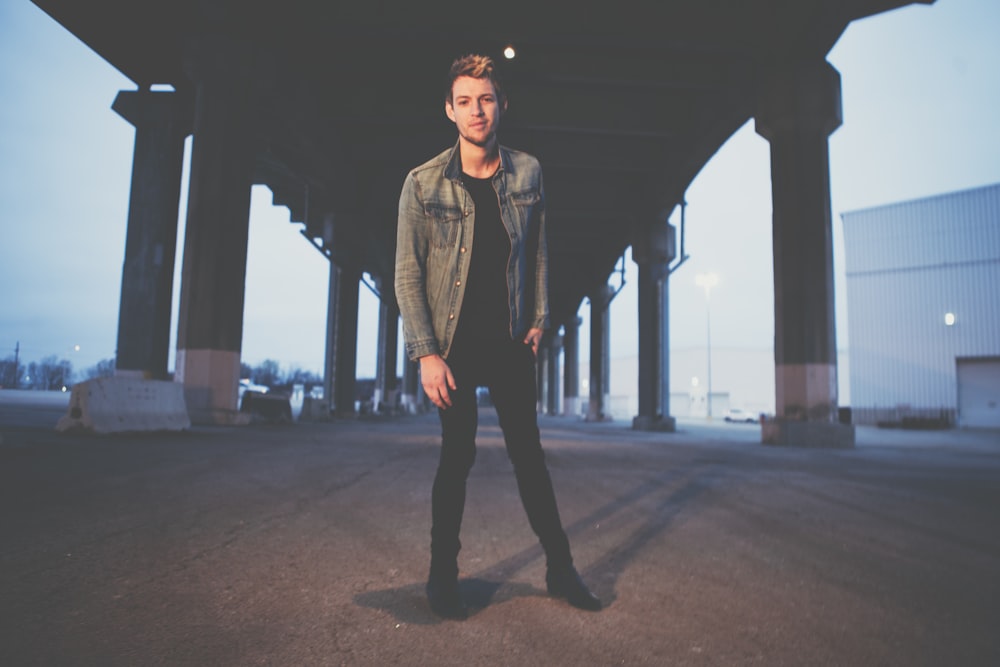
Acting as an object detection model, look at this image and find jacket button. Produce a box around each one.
[460,247,467,253]
[455,280,461,286]
[448,313,455,320]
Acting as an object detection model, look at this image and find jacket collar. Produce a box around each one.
[444,139,511,182]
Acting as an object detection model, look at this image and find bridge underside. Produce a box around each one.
[32,0,931,443]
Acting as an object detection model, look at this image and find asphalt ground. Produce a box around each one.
[1,390,999,666]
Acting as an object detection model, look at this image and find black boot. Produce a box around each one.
[546,566,602,611]
[426,574,467,620]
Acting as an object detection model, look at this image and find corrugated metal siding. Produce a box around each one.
[843,183,1000,274]
[841,183,1000,424]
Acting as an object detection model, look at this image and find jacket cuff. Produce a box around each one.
[406,338,440,361]
[532,315,549,331]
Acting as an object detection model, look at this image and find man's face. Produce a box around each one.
[445,75,505,148]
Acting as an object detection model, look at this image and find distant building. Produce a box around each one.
[841,183,1000,428]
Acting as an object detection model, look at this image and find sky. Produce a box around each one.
[2,0,999,382]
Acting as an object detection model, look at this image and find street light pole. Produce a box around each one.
[694,272,719,419]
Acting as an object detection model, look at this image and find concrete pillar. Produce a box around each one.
[586,285,613,422]
[545,332,562,416]
[323,260,360,418]
[374,278,400,414]
[401,358,421,414]
[563,316,581,418]
[536,340,548,414]
[755,59,854,448]
[632,218,677,432]
[112,90,192,380]
[175,42,257,424]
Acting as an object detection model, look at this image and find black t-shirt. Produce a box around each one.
[450,172,512,355]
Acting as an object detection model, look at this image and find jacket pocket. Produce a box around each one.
[425,203,462,249]
[509,189,541,237]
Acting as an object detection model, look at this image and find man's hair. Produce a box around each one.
[446,54,506,108]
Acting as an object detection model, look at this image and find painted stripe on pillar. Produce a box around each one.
[775,362,838,421]
[175,348,243,423]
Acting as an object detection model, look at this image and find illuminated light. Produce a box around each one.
[73,344,81,352]
[503,45,516,60]
[944,312,956,326]
[694,272,720,292]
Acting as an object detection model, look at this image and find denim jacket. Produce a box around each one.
[395,140,549,361]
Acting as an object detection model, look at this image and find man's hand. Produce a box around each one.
[420,354,457,409]
[523,328,544,357]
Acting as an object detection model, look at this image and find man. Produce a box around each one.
[395,54,601,620]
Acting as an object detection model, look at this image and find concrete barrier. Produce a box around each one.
[239,391,292,422]
[297,396,333,421]
[761,417,855,448]
[56,377,191,434]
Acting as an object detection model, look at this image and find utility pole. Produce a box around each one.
[13,341,20,388]
[695,273,719,419]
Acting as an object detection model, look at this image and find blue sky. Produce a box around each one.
[2,0,999,380]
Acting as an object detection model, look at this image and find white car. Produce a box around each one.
[238,378,269,400]
[724,408,758,423]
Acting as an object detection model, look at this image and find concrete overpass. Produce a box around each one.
[30,0,934,445]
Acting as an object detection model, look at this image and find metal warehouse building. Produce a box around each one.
[841,183,1000,428]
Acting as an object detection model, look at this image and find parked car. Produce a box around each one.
[724,408,758,423]
[238,378,269,400]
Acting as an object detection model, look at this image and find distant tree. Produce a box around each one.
[0,356,20,388]
[84,358,116,380]
[287,366,322,386]
[26,356,73,390]
[251,359,282,388]
[240,361,253,380]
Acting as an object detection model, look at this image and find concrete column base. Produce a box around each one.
[115,369,153,380]
[185,400,250,426]
[399,394,421,415]
[175,348,248,425]
[585,396,612,422]
[762,418,855,449]
[632,415,677,432]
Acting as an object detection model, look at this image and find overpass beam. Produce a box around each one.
[545,332,563,416]
[536,337,547,414]
[755,59,854,448]
[374,278,399,414]
[112,90,191,380]
[562,316,581,418]
[632,219,677,432]
[586,284,613,422]
[323,259,360,418]
[401,358,421,414]
[175,42,257,424]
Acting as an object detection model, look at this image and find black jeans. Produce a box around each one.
[429,338,572,579]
